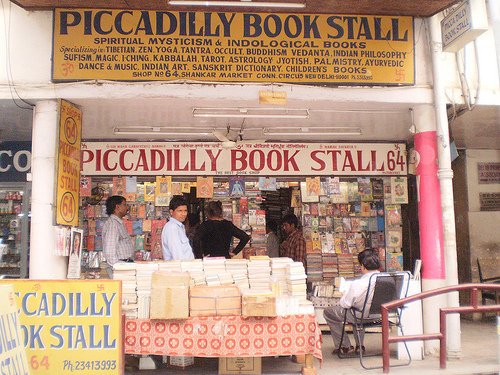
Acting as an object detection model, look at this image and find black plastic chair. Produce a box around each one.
[477,259,500,305]
[337,271,411,369]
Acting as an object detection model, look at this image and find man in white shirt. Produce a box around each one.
[161,195,194,260]
[323,249,380,355]
[102,196,135,276]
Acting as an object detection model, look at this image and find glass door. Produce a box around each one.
[0,183,30,278]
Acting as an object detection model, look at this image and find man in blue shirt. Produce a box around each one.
[161,195,194,260]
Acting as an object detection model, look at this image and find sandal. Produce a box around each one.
[332,346,355,355]
[355,345,366,354]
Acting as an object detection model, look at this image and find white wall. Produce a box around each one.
[466,149,500,280]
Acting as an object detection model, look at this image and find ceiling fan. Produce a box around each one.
[212,125,266,148]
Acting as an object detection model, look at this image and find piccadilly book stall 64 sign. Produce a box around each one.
[53,9,414,85]
[81,142,407,176]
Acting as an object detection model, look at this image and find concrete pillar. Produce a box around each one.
[428,15,461,358]
[413,105,448,356]
[30,100,68,279]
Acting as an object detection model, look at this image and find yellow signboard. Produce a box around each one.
[0,284,29,375]
[0,280,122,375]
[53,9,414,85]
[55,99,82,226]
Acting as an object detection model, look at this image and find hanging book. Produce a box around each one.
[358,177,373,201]
[230,176,246,197]
[258,177,277,191]
[181,181,192,193]
[385,204,402,226]
[348,181,360,202]
[387,228,403,248]
[331,181,349,203]
[383,177,392,203]
[387,252,403,272]
[372,178,384,200]
[125,176,137,193]
[155,176,171,206]
[80,176,92,197]
[301,181,319,203]
[391,176,408,204]
[171,182,182,196]
[196,176,214,198]
[144,182,156,202]
[136,183,145,202]
[310,203,319,216]
[112,177,126,196]
[290,189,301,207]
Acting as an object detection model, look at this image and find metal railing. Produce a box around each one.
[381,283,500,373]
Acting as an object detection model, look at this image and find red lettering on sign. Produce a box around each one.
[119,149,134,171]
[206,149,222,171]
[103,150,118,171]
[151,149,165,171]
[342,151,355,171]
[310,151,326,171]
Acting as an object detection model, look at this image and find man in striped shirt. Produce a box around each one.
[102,195,135,275]
[279,213,306,264]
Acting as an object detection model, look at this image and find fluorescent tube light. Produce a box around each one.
[168,1,306,8]
[113,127,213,136]
[193,107,310,119]
[264,127,362,136]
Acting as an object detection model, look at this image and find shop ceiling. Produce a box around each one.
[11,0,460,18]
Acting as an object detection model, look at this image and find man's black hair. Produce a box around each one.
[282,213,299,228]
[357,249,381,270]
[169,195,188,211]
[105,195,126,216]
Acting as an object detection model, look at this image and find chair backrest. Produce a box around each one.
[476,258,484,283]
[362,272,410,318]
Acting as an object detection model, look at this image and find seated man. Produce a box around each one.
[323,249,380,355]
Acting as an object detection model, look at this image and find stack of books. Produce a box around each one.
[225,259,249,291]
[112,262,138,318]
[270,257,293,295]
[247,256,272,293]
[135,262,159,318]
[181,259,205,286]
[286,262,308,302]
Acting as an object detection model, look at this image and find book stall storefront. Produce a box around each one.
[54,141,408,371]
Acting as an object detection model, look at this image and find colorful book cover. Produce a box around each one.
[142,219,152,232]
[86,235,95,251]
[135,235,145,250]
[123,219,133,235]
[151,219,167,255]
[258,177,277,191]
[196,176,214,198]
[387,228,403,248]
[181,182,192,193]
[128,204,138,219]
[239,196,249,214]
[230,176,246,197]
[347,181,360,202]
[391,176,408,204]
[112,177,126,196]
[387,252,403,272]
[383,177,392,203]
[136,183,145,202]
[137,204,146,219]
[310,203,319,216]
[350,217,360,232]
[301,181,319,203]
[171,182,182,196]
[155,176,171,206]
[144,182,156,202]
[385,204,402,226]
[125,176,137,193]
[358,177,373,201]
[306,176,320,195]
[290,189,301,207]
[372,178,384,200]
[80,176,92,197]
[360,201,372,216]
[133,219,143,235]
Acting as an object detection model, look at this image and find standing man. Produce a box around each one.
[279,213,306,264]
[323,249,380,355]
[102,195,135,274]
[161,195,194,260]
[266,219,280,258]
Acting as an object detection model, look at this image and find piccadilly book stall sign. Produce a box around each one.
[52,9,415,85]
[441,0,488,53]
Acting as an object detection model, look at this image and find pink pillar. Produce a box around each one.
[415,130,445,280]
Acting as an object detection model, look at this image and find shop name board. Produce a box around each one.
[55,100,82,227]
[0,142,31,182]
[53,9,414,85]
[477,162,500,184]
[0,280,122,375]
[81,142,407,176]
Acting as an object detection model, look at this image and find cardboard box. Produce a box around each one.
[150,271,190,319]
[242,294,277,317]
[190,285,241,317]
[218,357,262,375]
